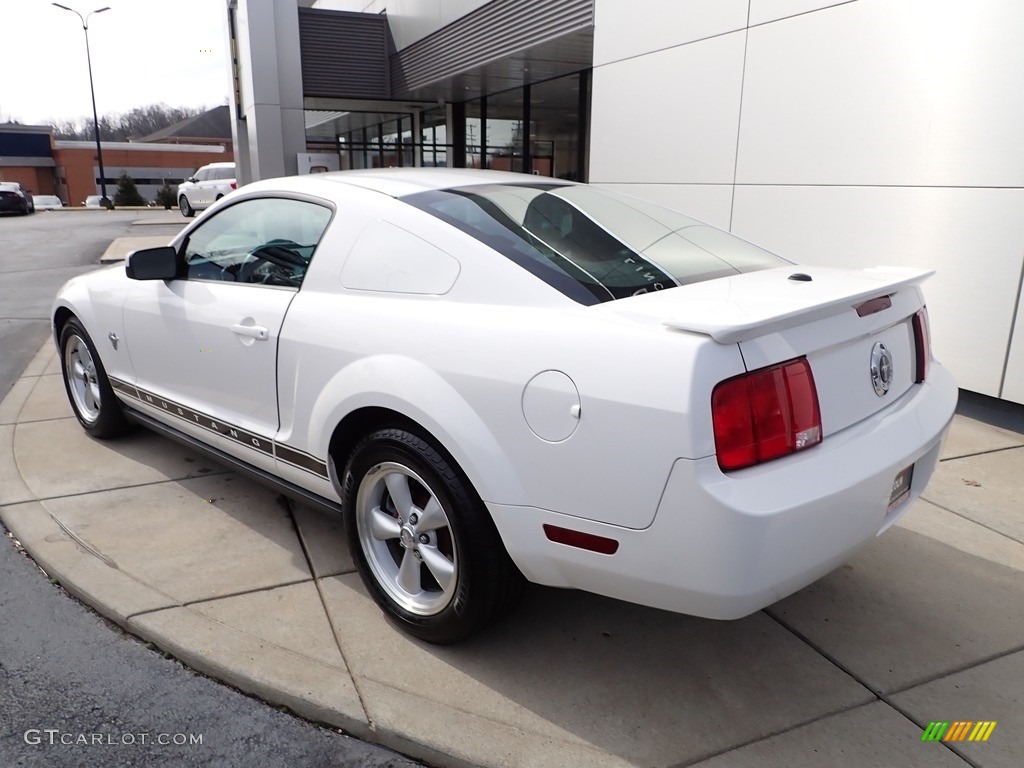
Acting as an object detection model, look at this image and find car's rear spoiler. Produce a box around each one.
[659,266,935,344]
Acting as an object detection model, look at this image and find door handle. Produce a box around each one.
[231,323,269,340]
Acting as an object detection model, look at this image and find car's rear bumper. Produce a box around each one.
[488,362,958,619]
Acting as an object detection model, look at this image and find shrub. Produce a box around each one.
[113,171,146,207]
[154,182,176,210]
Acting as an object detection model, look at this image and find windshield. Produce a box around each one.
[402,183,788,304]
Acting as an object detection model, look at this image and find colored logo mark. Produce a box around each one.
[921,721,997,742]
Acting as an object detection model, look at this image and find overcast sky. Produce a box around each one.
[3,0,232,125]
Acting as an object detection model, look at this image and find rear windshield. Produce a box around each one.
[402,183,788,304]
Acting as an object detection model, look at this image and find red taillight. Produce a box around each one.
[230,181,237,190]
[912,308,931,383]
[712,358,822,471]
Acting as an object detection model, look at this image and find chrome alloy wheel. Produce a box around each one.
[355,462,458,616]
[64,334,102,424]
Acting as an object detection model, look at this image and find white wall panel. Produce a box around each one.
[737,0,1024,187]
[382,0,443,51]
[594,183,734,230]
[594,0,747,66]
[590,32,746,185]
[1002,298,1024,404]
[442,0,493,27]
[311,1,385,11]
[731,186,1024,397]
[748,0,854,26]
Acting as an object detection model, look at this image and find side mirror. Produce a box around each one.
[187,176,198,183]
[126,246,180,280]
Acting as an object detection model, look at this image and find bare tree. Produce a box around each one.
[48,104,207,141]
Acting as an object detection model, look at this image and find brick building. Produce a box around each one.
[54,141,231,205]
[0,106,233,205]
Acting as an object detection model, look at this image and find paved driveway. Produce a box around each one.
[2,338,1021,768]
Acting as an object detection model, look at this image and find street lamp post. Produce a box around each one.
[53,3,112,209]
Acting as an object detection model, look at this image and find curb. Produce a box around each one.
[99,236,177,264]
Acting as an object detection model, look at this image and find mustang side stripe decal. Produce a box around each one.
[275,444,331,477]
[109,377,329,479]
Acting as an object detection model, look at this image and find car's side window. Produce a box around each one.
[181,198,333,288]
[193,168,209,183]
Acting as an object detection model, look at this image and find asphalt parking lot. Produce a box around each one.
[1,211,1022,767]
[0,210,422,767]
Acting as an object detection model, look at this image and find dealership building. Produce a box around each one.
[230,0,1023,404]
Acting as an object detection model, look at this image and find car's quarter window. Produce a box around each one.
[340,220,461,295]
[402,184,788,304]
[181,197,332,288]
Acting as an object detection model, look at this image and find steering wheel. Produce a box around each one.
[250,239,307,268]
[237,240,306,284]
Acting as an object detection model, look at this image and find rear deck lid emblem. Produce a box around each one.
[870,342,893,396]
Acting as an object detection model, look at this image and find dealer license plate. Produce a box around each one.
[887,464,914,514]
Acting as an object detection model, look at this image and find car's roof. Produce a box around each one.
[243,168,575,199]
[200,161,235,168]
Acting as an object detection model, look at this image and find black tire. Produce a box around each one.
[342,428,522,644]
[179,195,195,217]
[59,318,133,439]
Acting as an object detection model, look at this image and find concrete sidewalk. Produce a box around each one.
[1,341,1022,768]
[99,209,187,263]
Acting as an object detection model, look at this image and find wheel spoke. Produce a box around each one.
[416,497,446,533]
[72,359,86,380]
[419,545,455,592]
[384,472,413,521]
[369,506,401,541]
[85,383,100,411]
[397,549,422,594]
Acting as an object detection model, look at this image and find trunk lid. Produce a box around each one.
[603,265,932,436]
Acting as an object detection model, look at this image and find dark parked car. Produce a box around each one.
[0,182,34,215]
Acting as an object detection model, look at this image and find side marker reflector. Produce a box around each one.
[543,524,619,555]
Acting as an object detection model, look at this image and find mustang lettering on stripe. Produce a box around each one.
[109,377,328,479]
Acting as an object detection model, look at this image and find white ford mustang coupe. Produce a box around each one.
[52,168,957,643]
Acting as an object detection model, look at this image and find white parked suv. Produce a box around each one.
[177,162,236,217]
